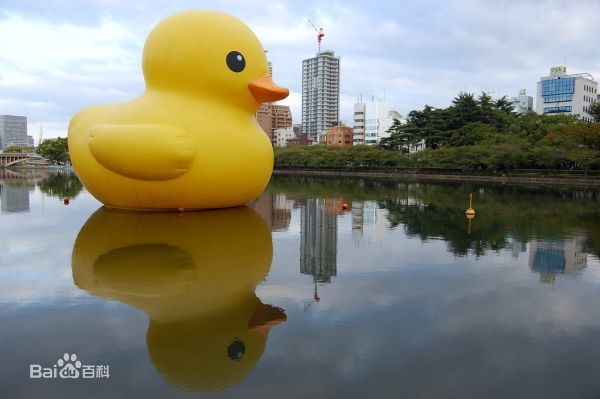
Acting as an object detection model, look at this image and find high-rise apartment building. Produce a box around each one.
[272,104,292,130]
[0,115,27,150]
[256,103,292,143]
[352,101,400,145]
[302,50,340,142]
[536,66,598,122]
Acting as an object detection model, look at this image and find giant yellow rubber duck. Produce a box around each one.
[72,207,286,391]
[68,10,289,210]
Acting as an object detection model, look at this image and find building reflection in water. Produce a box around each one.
[509,236,588,284]
[250,193,293,232]
[0,169,83,213]
[300,198,338,285]
[508,237,528,259]
[351,201,389,247]
[528,237,588,284]
[0,169,40,213]
[71,207,286,392]
[0,182,30,212]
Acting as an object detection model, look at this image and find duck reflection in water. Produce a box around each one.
[71,206,286,391]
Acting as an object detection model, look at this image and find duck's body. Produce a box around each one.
[68,10,288,210]
[70,91,273,210]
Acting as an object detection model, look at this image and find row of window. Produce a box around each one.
[584,84,597,93]
[584,95,596,103]
[543,94,572,103]
[583,104,597,114]
[543,106,572,114]
[541,78,575,96]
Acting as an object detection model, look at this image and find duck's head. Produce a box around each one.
[142,10,288,112]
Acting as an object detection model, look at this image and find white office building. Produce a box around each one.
[353,101,401,146]
[510,89,533,114]
[536,66,598,122]
[302,50,340,142]
[0,115,28,150]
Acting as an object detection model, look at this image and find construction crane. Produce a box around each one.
[307,19,324,54]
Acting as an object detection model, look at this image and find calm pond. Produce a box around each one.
[2,170,600,398]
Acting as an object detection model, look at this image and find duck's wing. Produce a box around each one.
[88,124,195,181]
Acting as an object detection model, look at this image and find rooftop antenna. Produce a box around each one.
[308,19,325,54]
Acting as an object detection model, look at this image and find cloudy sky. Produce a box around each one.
[1,0,600,140]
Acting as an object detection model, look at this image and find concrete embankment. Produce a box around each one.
[273,169,600,187]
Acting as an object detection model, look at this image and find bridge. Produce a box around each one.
[0,153,51,168]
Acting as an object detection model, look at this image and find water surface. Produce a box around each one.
[2,171,600,398]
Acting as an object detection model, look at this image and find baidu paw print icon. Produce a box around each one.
[58,353,81,378]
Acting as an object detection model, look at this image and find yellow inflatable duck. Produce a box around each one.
[68,10,289,210]
[72,207,286,391]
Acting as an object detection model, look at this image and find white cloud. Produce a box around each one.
[0,0,599,138]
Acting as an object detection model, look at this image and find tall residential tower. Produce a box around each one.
[301,50,340,142]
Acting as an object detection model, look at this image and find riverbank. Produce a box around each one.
[273,169,600,187]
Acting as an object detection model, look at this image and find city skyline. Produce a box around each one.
[1,1,600,139]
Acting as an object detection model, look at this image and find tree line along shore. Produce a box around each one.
[277,92,600,173]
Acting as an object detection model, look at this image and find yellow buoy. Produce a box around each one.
[465,192,476,216]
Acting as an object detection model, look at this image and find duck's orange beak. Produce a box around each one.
[248,74,289,103]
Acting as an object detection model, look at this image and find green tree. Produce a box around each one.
[588,101,600,123]
[451,92,480,126]
[379,118,416,152]
[477,92,495,124]
[3,146,33,153]
[36,137,70,164]
[449,122,498,147]
[495,96,515,114]
[545,123,600,150]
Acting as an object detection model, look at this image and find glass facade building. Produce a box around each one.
[540,78,574,113]
[541,77,575,96]
[543,94,573,103]
[543,106,573,114]
[536,67,597,121]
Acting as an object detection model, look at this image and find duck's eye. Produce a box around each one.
[227,339,245,360]
[226,51,245,73]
